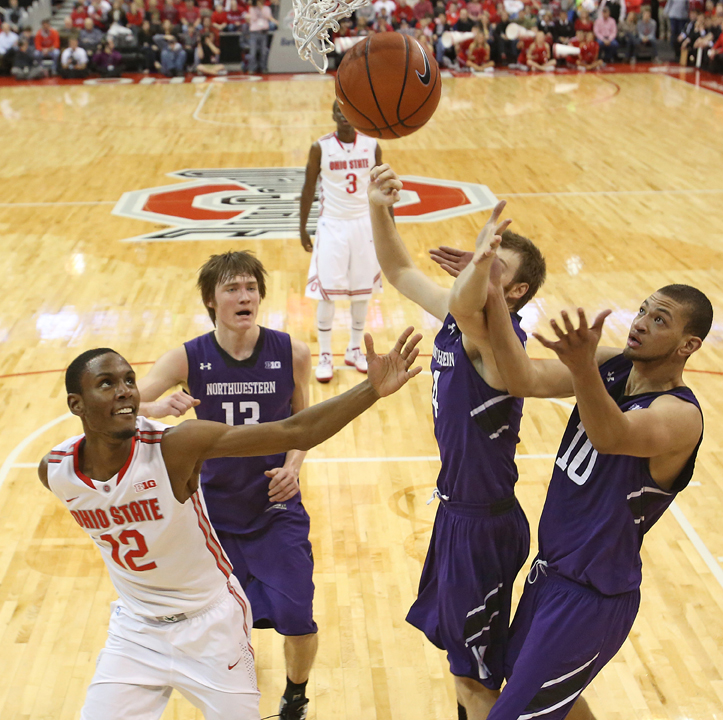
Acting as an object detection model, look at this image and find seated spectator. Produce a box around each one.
[195,30,224,73]
[12,38,46,79]
[594,5,619,61]
[481,0,499,22]
[574,8,593,33]
[446,1,461,24]
[59,17,76,49]
[538,10,555,35]
[178,0,201,27]
[200,14,219,44]
[395,17,414,34]
[126,2,145,28]
[680,11,713,63]
[635,7,657,59]
[180,19,201,63]
[709,22,723,70]
[492,9,517,64]
[454,7,476,30]
[79,17,104,54]
[353,15,374,34]
[60,34,88,77]
[160,0,179,27]
[599,0,624,21]
[0,22,18,74]
[34,19,60,73]
[225,0,245,30]
[246,0,275,73]
[88,0,112,31]
[618,10,637,60]
[433,11,451,64]
[373,0,397,16]
[93,37,122,75]
[355,1,377,25]
[136,19,158,71]
[70,2,87,29]
[3,0,28,34]
[393,0,416,27]
[211,3,228,33]
[667,0,692,53]
[527,29,555,68]
[154,19,186,74]
[374,8,393,30]
[577,28,604,67]
[414,0,435,22]
[415,25,436,55]
[658,0,671,40]
[517,7,538,30]
[466,0,482,19]
[552,8,574,43]
[145,0,160,22]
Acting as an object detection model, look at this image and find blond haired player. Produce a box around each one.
[38,331,421,720]
[300,100,385,383]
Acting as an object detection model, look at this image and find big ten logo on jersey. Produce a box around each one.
[555,421,598,486]
[134,479,157,493]
[265,361,281,369]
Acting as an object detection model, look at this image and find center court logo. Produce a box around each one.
[112,168,498,242]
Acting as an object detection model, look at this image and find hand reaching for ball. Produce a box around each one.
[369,164,402,207]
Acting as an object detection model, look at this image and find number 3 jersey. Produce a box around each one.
[185,328,297,532]
[317,131,377,219]
[431,313,527,504]
[46,417,237,619]
[538,354,703,596]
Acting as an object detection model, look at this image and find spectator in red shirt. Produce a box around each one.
[414,0,434,21]
[225,0,245,29]
[466,0,482,18]
[211,3,227,31]
[353,15,374,35]
[197,0,214,9]
[88,0,112,30]
[374,10,394,30]
[446,1,460,24]
[574,8,593,32]
[393,0,416,27]
[160,0,179,25]
[70,2,87,28]
[481,0,499,23]
[177,0,201,26]
[34,19,60,71]
[126,1,145,26]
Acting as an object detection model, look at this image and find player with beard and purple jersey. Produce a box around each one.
[368,165,546,720]
[136,252,318,720]
[479,263,712,719]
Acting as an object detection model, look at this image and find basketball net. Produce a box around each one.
[292,0,371,73]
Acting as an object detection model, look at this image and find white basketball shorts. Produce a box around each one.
[81,580,259,720]
[305,214,382,301]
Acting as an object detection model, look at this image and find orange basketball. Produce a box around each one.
[335,34,442,140]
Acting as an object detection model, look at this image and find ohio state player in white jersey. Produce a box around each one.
[300,101,386,383]
[38,335,422,720]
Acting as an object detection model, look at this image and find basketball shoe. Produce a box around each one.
[315,353,334,383]
[345,347,368,374]
[279,696,309,720]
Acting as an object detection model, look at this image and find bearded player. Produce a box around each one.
[38,330,422,720]
[368,164,546,720]
[300,100,385,383]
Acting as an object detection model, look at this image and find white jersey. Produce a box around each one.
[317,131,377,220]
[47,417,239,620]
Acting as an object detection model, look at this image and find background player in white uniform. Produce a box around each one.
[37,335,422,720]
[300,101,385,383]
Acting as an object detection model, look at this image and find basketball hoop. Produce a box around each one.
[292,0,371,73]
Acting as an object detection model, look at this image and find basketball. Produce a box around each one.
[335,34,442,140]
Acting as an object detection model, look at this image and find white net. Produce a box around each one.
[292,0,371,73]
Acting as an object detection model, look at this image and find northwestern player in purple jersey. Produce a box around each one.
[476,239,711,718]
[367,165,547,720]
[136,251,318,720]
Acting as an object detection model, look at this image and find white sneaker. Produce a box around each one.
[345,347,368,374]
[315,353,334,383]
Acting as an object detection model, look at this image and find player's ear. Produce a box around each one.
[67,393,84,417]
[679,335,702,359]
[508,282,528,304]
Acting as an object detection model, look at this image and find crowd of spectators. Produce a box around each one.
[330,0,723,72]
[0,0,721,79]
[0,0,280,79]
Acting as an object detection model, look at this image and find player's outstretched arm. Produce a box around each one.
[368,164,450,322]
[534,309,702,488]
[137,346,200,418]
[429,246,473,278]
[486,280,576,398]
[161,328,423,495]
[447,201,511,348]
[299,142,321,253]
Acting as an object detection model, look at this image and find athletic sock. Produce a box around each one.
[283,677,308,702]
[317,300,335,356]
[457,703,468,720]
[349,299,369,349]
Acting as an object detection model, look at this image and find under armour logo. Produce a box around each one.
[448,323,456,334]
[606,372,615,383]
[200,362,212,370]
[628,404,643,411]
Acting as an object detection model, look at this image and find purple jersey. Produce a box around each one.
[538,354,703,595]
[185,329,297,532]
[431,313,527,504]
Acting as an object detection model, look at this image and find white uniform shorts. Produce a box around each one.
[81,582,259,720]
[305,215,382,301]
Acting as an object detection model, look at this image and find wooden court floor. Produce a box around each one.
[0,71,722,719]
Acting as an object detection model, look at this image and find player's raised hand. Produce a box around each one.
[471,200,512,267]
[365,326,423,397]
[368,163,403,207]
[429,246,473,278]
[146,391,200,418]
[533,308,612,370]
[266,467,301,503]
